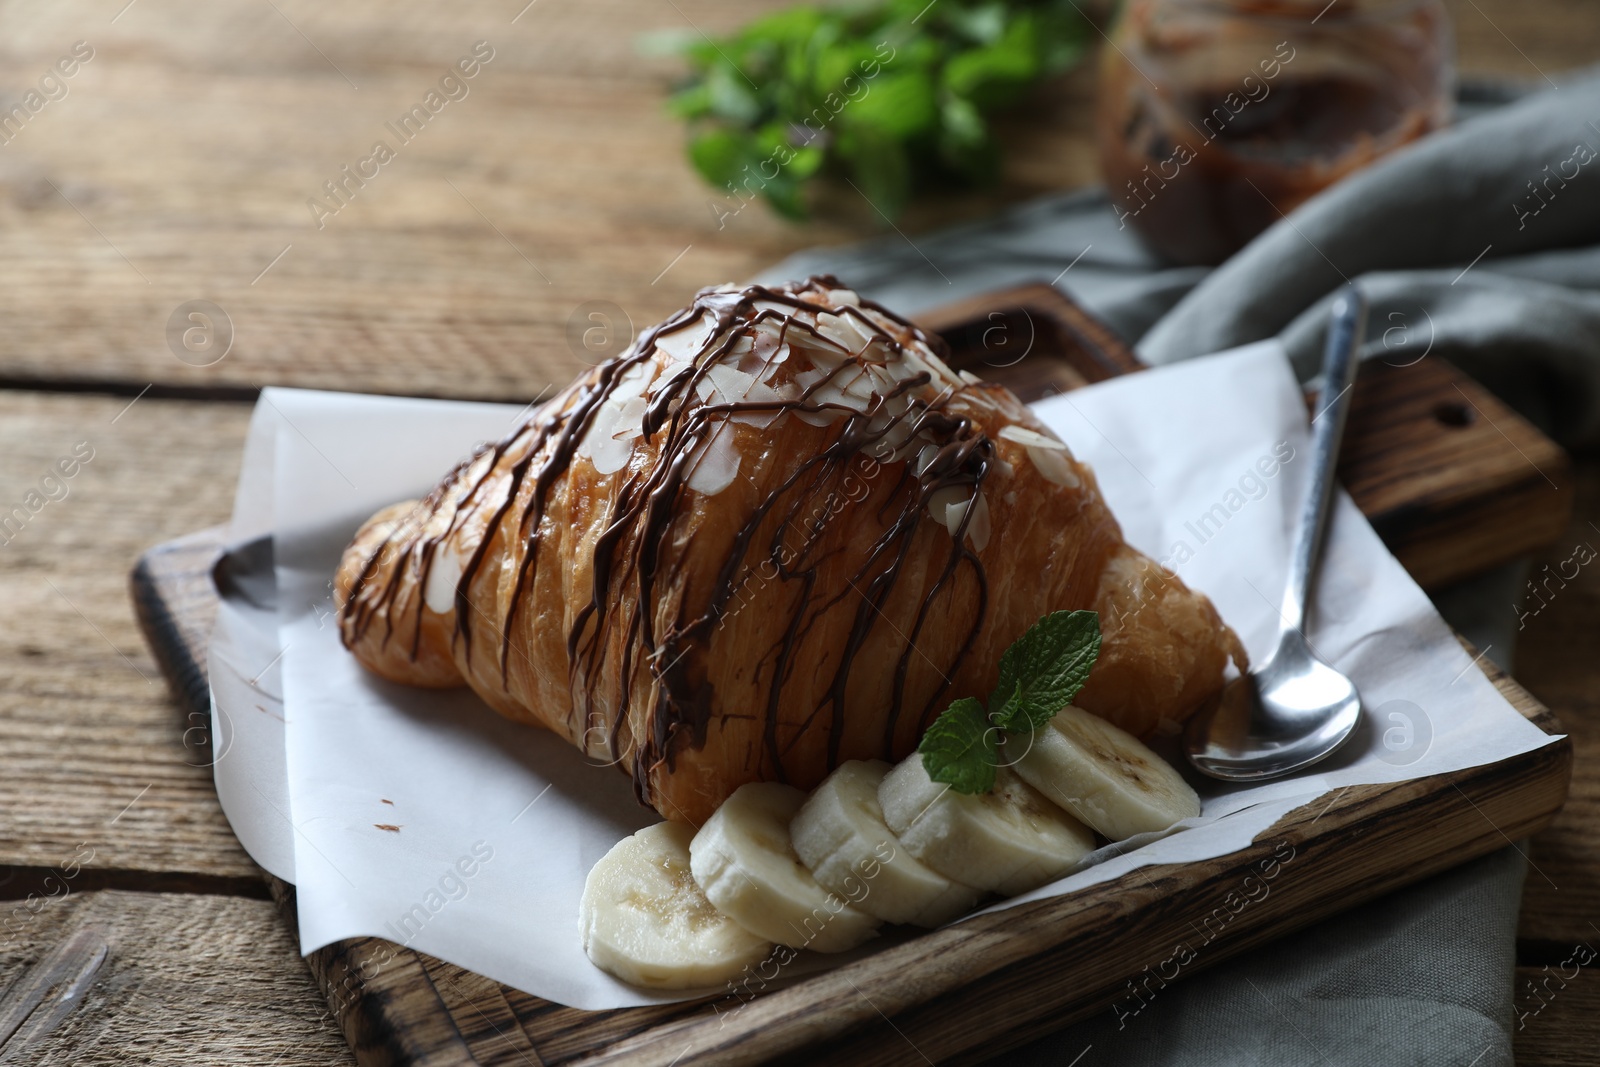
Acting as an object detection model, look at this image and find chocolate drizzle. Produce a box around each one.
[339,276,997,809]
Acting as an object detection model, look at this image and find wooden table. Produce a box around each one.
[0,1,1594,1062]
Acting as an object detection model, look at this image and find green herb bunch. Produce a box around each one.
[920,609,1101,793]
[661,0,1089,222]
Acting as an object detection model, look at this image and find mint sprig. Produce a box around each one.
[652,0,1090,221]
[919,610,1101,794]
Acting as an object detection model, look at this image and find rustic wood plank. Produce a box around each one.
[918,284,1145,398]
[0,391,258,881]
[0,886,351,1065]
[262,879,479,1067]
[1337,357,1573,589]
[1443,0,1600,81]
[1515,960,1600,1067]
[0,0,1037,403]
[1513,458,1600,955]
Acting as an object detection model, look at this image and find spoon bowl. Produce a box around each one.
[1185,632,1361,780]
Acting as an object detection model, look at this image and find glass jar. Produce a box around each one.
[1097,0,1454,265]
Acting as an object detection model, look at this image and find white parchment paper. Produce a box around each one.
[208,340,1558,1010]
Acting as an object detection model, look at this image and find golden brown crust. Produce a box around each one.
[334,500,465,691]
[335,279,1245,823]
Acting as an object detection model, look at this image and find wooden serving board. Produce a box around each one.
[131,286,1574,1067]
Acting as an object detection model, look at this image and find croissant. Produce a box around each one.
[335,277,1245,823]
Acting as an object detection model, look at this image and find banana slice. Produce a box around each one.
[1006,705,1201,840]
[690,782,881,953]
[792,760,983,927]
[878,759,1095,897]
[580,821,772,990]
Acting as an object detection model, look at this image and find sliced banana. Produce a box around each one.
[1006,705,1201,840]
[690,782,881,953]
[792,760,983,927]
[878,759,1095,897]
[580,821,772,990]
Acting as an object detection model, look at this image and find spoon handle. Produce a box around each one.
[1281,286,1367,638]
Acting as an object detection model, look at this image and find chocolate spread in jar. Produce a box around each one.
[1098,0,1453,265]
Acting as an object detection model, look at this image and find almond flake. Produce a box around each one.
[998,424,1069,451]
[653,314,717,363]
[921,348,962,386]
[967,491,991,552]
[590,438,633,475]
[423,541,464,615]
[813,378,870,417]
[816,312,871,354]
[841,366,878,405]
[610,396,647,441]
[752,328,781,360]
[793,335,850,371]
[927,486,990,551]
[1026,444,1079,487]
[687,428,741,495]
[740,341,791,382]
[706,362,758,402]
[754,299,813,328]
[613,360,658,403]
[928,485,967,533]
[795,408,842,427]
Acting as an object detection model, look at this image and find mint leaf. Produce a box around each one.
[688,128,748,187]
[990,610,1101,733]
[992,678,1023,733]
[941,17,1040,110]
[704,62,762,125]
[845,70,939,140]
[919,697,997,795]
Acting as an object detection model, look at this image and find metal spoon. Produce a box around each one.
[1184,285,1367,781]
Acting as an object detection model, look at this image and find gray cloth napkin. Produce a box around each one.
[1009,846,1527,1067]
[756,71,1600,1067]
